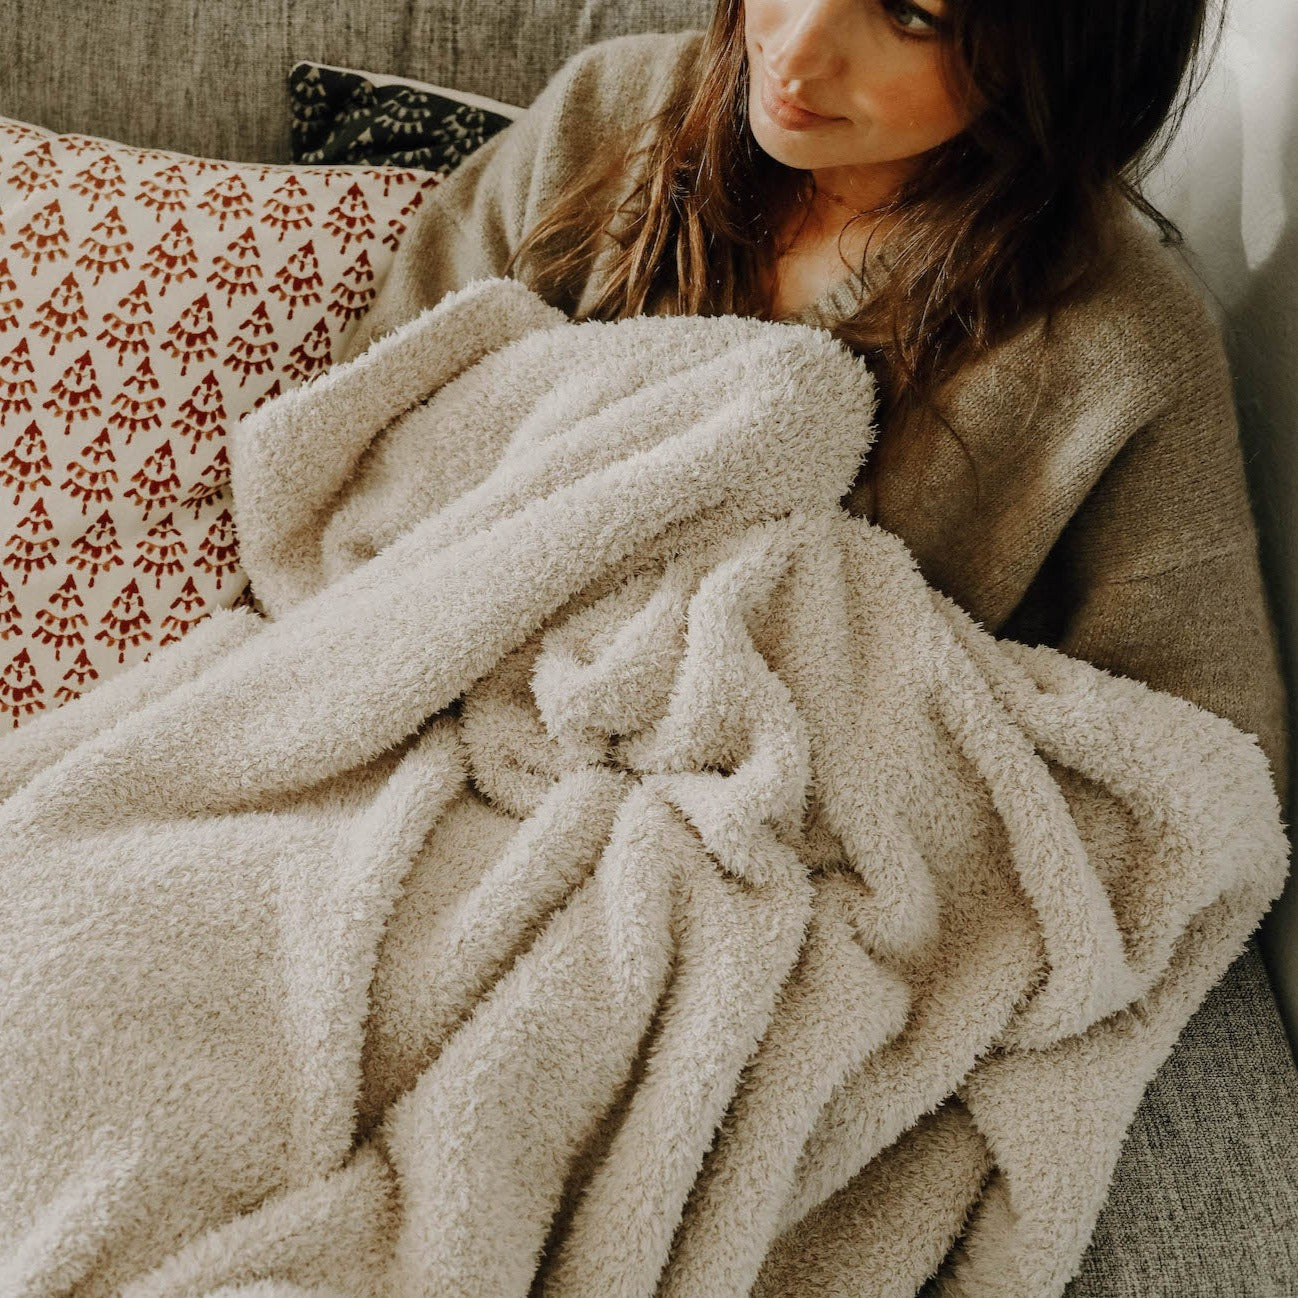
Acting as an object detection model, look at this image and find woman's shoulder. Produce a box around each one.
[1037,199,1233,396]
[567,27,706,71]
[537,28,707,132]
[946,196,1235,435]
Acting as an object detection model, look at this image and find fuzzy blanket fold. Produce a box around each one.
[0,277,1287,1298]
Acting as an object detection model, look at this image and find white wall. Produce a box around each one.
[1143,0,1298,1052]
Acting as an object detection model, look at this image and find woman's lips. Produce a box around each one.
[759,71,840,130]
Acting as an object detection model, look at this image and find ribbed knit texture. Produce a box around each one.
[340,28,1290,812]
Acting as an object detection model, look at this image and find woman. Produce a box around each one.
[342,0,1288,811]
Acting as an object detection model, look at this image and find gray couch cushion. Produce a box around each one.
[1,0,1294,1292]
[1066,936,1298,1294]
[0,0,714,161]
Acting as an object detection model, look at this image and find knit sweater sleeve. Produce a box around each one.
[335,30,702,366]
[1038,305,1291,812]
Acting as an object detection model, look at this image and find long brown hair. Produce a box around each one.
[504,0,1226,500]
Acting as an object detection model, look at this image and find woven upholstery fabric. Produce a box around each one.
[1063,937,1298,1295]
[0,0,714,162]
[0,0,1293,1293]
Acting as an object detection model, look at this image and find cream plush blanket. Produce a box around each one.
[0,277,1288,1298]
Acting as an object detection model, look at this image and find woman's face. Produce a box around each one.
[744,0,975,207]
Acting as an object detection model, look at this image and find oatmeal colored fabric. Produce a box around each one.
[0,277,1287,1298]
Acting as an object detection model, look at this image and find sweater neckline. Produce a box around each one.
[779,238,892,331]
[785,274,869,330]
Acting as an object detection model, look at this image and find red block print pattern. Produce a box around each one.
[0,115,441,727]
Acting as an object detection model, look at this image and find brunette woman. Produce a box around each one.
[345,0,1287,806]
[336,0,1290,1283]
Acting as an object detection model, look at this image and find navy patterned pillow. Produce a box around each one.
[288,62,521,172]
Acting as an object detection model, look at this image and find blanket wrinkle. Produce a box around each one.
[0,277,1287,1298]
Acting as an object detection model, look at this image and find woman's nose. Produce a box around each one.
[762,0,849,87]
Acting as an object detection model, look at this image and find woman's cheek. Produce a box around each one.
[872,62,968,142]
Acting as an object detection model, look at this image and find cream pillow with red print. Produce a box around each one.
[0,116,444,729]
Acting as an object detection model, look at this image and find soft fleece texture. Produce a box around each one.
[0,277,1288,1298]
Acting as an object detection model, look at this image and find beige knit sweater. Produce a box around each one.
[340,28,1290,813]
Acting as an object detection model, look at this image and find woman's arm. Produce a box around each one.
[1066,378,1289,810]
[1054,536,1289,809]
[1011,311,1290,810]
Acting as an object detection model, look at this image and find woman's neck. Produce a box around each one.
[807,157,917,214]
[772,188,894,262]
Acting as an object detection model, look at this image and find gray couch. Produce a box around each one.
[3,0,1295,1292]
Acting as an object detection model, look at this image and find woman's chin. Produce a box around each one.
[748,113,819,169]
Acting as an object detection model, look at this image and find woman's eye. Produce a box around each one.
[881,0,941,36]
